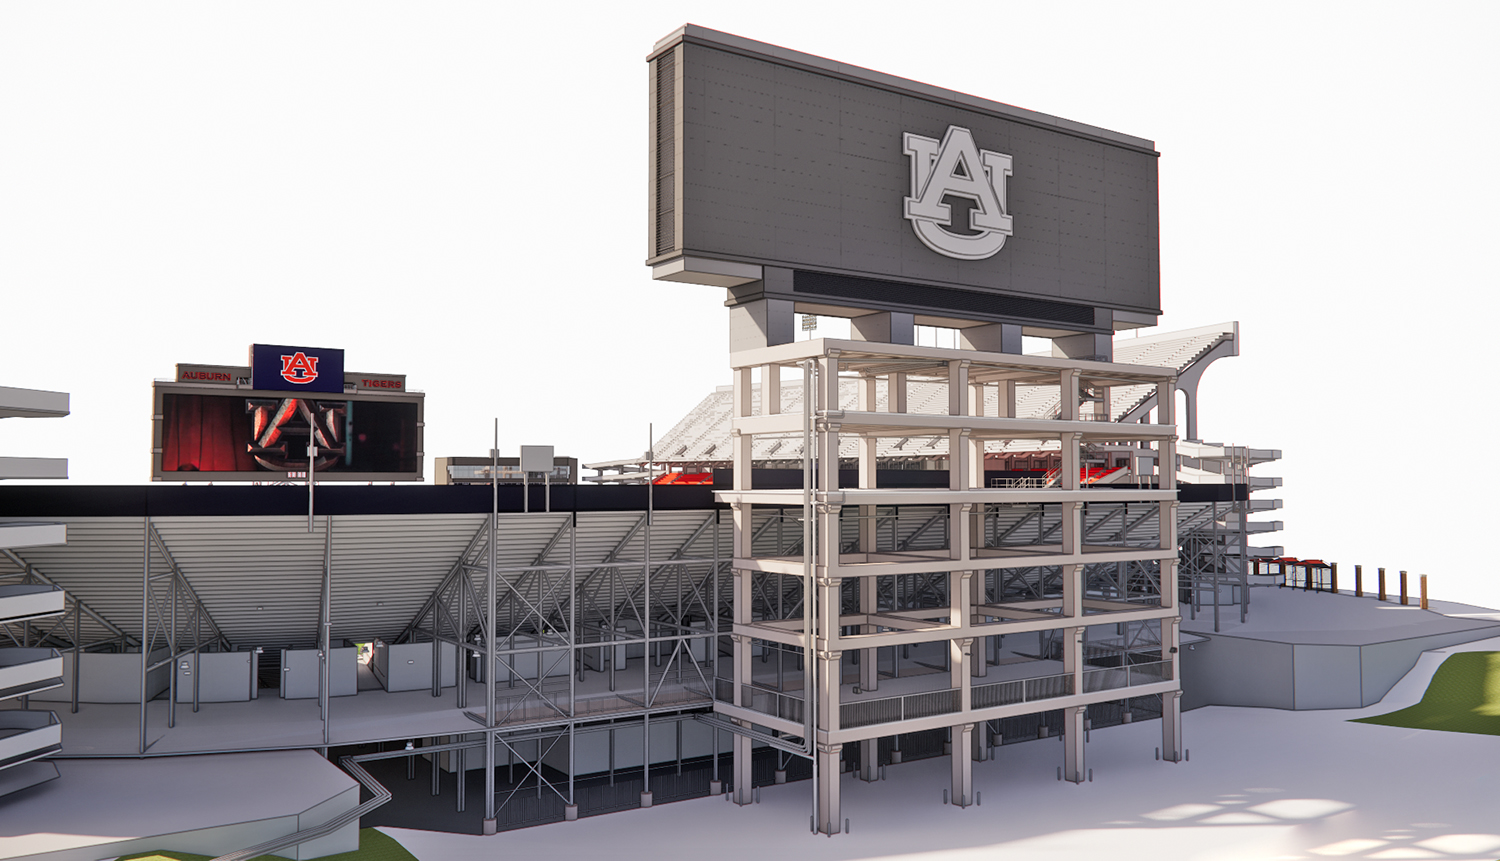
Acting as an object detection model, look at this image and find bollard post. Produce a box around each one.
[1420,575,1428,610]
[1331,562,1338,594]
[1378,568,1386,602]
[1400,570,1408,606]
[1355,565,1363,598]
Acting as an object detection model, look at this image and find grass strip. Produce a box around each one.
[1352,651,1500,736]
[118,826,417,861]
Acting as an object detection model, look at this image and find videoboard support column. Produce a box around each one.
[1063,705,1086,783]
[951,722,974,805]
[1162,613,1183,762]
[958,323,1021,354]
[817,741,842,834]
[850,312,915,345]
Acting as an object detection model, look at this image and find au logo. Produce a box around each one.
[903,126,1013,260]
[280,351,320,385]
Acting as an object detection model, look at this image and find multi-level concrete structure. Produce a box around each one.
[712,336,1186,833]
[0,385,70,799]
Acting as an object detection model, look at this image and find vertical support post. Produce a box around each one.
[1400,570,1409,606]
[322,516,332,746]
[71,596,81,714]
[817,742,842,834]
[167,551,177,729]
[139,517,150,755]
[642,429,653,810]
[1420,575,1428,610]
[952,722,974,803]
[860,738,878,782]
[1161,690,1183,762]
[1063,706,1084,783]
[1355,565,1364,598]
[1378,567,1387,602]
[484,420,498,834]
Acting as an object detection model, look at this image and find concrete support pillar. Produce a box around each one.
[950,430,970,491]
[729,297,794,352]
[859,577,878,692]
[971,720,987,760]
[1162,690,1183,762]
[951,637,973,712]
[1063,705,1085,782]
[1000,380,1016,418]
[1060,433,1080,491]
[851,311,915,345]
[948,359,970,416]
[958,323,1022,354]
[860,737,879,782]
[1059,369,1080,422]
[951,722,975,805]
[732,725,753,804]
[764,363,781,415]
[891,372,907,414]
[817,742,843,833]
[816,648,842,732]
[970,572,987,679]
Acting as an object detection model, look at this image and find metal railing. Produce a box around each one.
[971,672,1074,710]
[715,677,806,724]
[841,687,960,729]
[1082,659,1173,693]
[840,662,1172,731]
[988,477,1050,489]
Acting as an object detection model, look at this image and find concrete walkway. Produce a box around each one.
[384,633,1500,861]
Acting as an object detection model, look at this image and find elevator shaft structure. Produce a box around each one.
[714,338,1186,833]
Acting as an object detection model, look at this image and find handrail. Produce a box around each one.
[210,755,391,861]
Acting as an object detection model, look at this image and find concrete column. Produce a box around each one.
[733,725,753,804]
[1060,433,1080,490]
[1063,705,1085,782]
[948,360,970,416]
[859,577,878,692]
[860,737,879,782]
[764,363,781,415]
[1060,502,1081,557]
[816,647,842,733]
[947,429,966,491]
[817,742,843,833]
[958,323,1021,354]
[1156,379,1175,427]
[951,722,975,805]
[729,297,794,351]
[1162,690,1183,762]
[850,311,915,345]
[734,367,753,418]
[819,423,841,494]
[1059,369,1080,421]
[891,372,907,414]
[1162,615,1181,687]
[1001,380,1016,418]
[970,573,987,679]
[971,721,987,760]
[969,381,987,418]
[951,637,973,712]
[731,430,752,491]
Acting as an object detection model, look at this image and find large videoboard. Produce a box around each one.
[648,26,1161,331]
[152,380,423,482]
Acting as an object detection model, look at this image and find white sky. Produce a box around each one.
[1,3,1496,604]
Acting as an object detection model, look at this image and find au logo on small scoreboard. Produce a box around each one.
[250,344,345,394]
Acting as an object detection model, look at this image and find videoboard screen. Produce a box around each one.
[647,26,1162,326]
[154,389,421,481]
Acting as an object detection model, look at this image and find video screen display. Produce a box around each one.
[158,392,420,479]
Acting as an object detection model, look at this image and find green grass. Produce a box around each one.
[1353,651,1500,735]
[118,826,417,861]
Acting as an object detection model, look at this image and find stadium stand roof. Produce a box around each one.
[613,323,1237,470]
